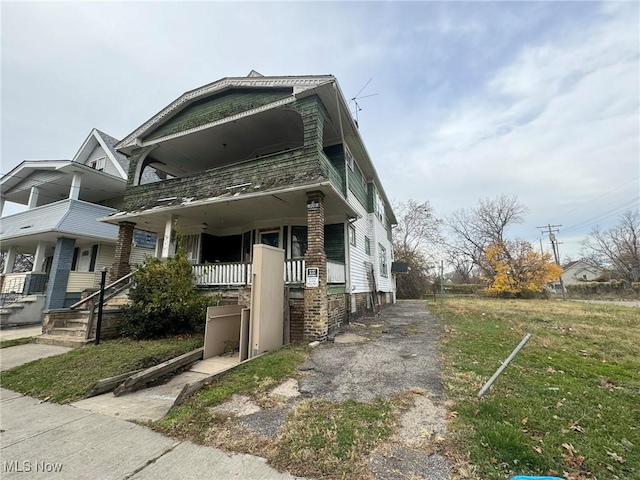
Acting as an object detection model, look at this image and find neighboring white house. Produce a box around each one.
[0,129,156,317]
[561,260,603,286]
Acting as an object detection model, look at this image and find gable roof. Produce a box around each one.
[116,74,334,152]
[72,128,129,179]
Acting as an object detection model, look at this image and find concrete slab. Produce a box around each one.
[129,441,304,480]
[190,355,240,375]
[0,325,42,341]
[0,387,23,402]
[333,332,369,344]
[72,371,209,422]
[0,343,71,371]
[2,407,179,480]
[0,394,94,448]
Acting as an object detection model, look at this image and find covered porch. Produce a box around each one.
[192,258,346,287]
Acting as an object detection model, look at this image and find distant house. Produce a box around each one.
[102,71,398,342]
[562,260,603,285]
[0,129,156,319]
[550,259,603,293]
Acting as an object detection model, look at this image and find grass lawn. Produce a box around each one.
[0,334,203,403]
[0,337,32,349]
[438,297,640,480]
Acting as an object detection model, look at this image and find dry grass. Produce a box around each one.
[438,297,640,479]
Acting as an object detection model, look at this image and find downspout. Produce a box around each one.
[334,81,352,299]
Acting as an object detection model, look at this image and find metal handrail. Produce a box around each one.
[69,270,137,310]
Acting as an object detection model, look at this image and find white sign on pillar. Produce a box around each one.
[306,267,319,288]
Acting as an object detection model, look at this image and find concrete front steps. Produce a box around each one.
[34,295,131,348]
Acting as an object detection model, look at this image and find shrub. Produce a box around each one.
[119,251,220,339]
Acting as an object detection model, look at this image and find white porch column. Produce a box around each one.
[32,241,48,273]
[28,186,40,209]
[69,172,82,200]
[161,215,177,258]
[3,246,18,274]
[0,197,5,216]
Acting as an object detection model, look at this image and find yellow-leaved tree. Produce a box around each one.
[483,240,563,297]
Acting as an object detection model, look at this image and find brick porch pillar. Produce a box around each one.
[303,191,328,342]
[110,221,135,283]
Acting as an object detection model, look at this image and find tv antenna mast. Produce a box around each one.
[349,78,378,127]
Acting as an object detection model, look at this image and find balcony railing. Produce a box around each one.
[193,259,345,286]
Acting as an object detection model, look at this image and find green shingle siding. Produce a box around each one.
[348,162,368,209]
[323,144,347,195]
[123,148,326,212]
[144,88,292,141]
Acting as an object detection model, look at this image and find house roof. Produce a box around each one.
[115,73,397,224]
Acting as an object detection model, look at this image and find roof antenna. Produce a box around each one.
[349,78,378,128]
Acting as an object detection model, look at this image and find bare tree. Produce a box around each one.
[445,195,528,278]
[0,252,34,273]
[583,210,640,282]
[392,199,442,299]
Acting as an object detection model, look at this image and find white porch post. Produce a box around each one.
[69,172,82,200]
[0,197,5,216]
[28,186,40,209]
[3,246,17,274]
[161,215,177,258]
[32,241,47,273]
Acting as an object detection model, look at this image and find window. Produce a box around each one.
[364,236,371,255]
[291,226,308,258]
[379,244,388,277]
[346,147,354,171]
[375,190,385,222]
[348,224,356,246]
[361,173,367,193]
[90,157,106,171]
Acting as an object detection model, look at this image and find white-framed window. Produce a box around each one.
[375,190,385,222]
[349,224,356,246]
[346,146,354,171]
[364,236,371,256]
[90,157,106,172]
[379,244,388,277]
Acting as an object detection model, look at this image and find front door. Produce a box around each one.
[259,230,280,248]
[76,248,92,272]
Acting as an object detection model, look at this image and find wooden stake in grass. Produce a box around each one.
[478,333,532,398]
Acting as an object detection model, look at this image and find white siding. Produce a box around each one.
[5,171,64,195]
[345,188,394,295]
[346,190,372,293]
[85,144,120,177]
[130,245,154,267]
[373,212,394,292]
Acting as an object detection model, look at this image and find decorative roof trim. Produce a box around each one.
[139,97,297,148]
[117,75,333,150]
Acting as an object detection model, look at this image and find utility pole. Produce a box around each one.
[537,224,566,300]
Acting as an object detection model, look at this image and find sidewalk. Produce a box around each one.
[0,388,304,480]
[0,325,42,341]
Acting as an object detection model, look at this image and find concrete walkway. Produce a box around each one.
[0,325,42,341]
[0,388,304,479]
[0,343,71,371]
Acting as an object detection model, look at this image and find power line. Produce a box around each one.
[562,198,639,234]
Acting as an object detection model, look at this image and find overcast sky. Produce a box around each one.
[2,1,638,260]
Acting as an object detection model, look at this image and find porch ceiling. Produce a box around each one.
[105,184,357,235]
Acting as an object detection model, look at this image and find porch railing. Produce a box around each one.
[193,259,346,287]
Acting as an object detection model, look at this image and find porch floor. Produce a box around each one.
[190,352,241,375]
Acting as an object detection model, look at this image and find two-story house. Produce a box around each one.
[0,129,156,324]
[103,71,397,342]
